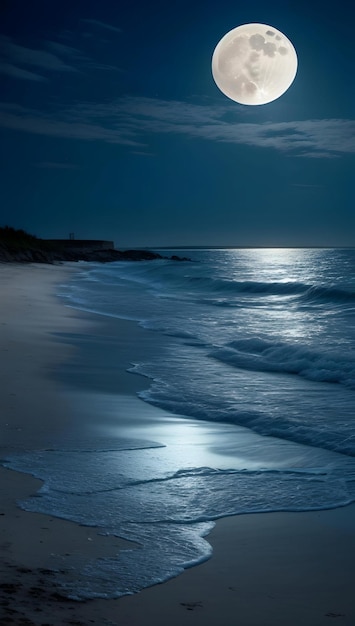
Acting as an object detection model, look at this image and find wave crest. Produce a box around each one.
[210,337,355,388]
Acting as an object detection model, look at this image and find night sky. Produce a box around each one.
[1,0,355,247]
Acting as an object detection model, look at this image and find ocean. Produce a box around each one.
[4,248,355,599]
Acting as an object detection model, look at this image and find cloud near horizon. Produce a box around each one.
[0,96,354,158]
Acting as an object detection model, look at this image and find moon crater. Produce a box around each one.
[212,23,297,105]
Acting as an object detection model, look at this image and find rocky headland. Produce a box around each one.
[0,227,190,264]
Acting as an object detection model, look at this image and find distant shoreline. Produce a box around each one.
[0,227,191,264]
[1,225,354,262]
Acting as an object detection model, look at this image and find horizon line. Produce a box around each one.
[137,245,355,250]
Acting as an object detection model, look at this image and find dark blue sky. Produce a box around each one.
[1,0,355,246]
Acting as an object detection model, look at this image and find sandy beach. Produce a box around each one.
[1,262,355,626]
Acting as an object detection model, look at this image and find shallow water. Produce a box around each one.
[4,248,355,598]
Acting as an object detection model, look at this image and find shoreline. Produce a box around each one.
[1,262,355,625]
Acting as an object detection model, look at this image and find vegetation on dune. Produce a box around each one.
[0,225,39,247]
[0,225,59,261]
[0,226,61,250]
[0,226,85,258]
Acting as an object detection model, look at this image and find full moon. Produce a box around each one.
[212,23,297,105]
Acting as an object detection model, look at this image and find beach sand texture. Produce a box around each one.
[1,263,355,625]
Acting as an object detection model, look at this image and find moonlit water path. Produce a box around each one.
[4,248,355,598]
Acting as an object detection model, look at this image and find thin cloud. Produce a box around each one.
[45,39,120,72]
[131,151,156,157]
[0,61,45,81]
[295,151,341,159]
[0,96,354,158]
[110,97,355,158]
[34,161,80,170]
[82,19,122,34]
[0,34,122,81]
[0,36,77,72]
[0,102,143,146]
[292,183,323,188]
[0,35,78,81]
[45,41,83,57]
